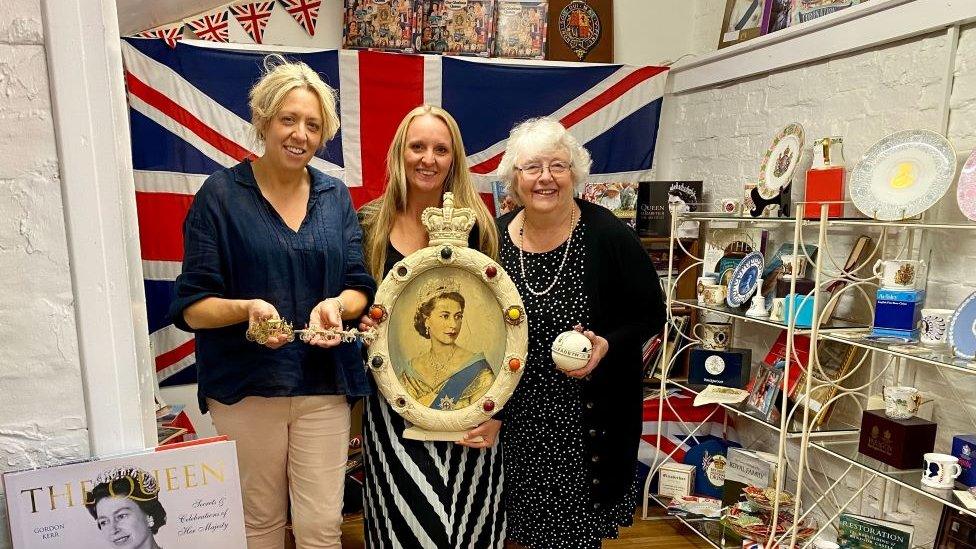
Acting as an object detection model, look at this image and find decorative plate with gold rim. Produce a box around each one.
[850,129,956,221]
[758,123,805,200]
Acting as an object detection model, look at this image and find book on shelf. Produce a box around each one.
[635,181,703,238]
[838,513,913,549]
[2,439,246,548]
[722,448,779,508]
[762,331,812,398]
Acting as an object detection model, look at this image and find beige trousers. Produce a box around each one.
[209,395,350,549]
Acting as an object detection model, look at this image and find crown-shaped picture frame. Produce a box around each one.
[367,193,528,441]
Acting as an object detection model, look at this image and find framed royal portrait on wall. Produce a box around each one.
[719,0,764,49]
[366,193,528,441]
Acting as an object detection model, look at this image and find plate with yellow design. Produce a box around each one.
[850,129,956,221]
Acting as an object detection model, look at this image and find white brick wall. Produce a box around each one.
[654,19,976,545]
[0,1,88,546]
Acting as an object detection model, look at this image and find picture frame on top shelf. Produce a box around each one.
[343,0,417,53]
[790,0,863,27]
[719,0,765,48]
[493,0,548,59]
[761,0,792,34]
[416,0,496,56]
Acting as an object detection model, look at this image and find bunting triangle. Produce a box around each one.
[137,23,184,48]
[279,0,321,37]
[185,9,230,43]
[230,2,276,44]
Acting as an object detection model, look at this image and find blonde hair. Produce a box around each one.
[248,55,340,147]
[497,117,592,204]
[361,105,499,281]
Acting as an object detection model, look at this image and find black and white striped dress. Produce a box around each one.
[361,243,505,548]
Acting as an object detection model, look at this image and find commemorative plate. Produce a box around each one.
[957,148,976,221]
[727,251,764,307]
[758,123,804,200]
[950,291,976,360]
[850,129,956,221]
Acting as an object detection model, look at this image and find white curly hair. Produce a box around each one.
[496,117,592,205]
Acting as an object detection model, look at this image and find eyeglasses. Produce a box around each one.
[515,161,572,178]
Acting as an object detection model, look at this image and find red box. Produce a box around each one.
[804,167,845,219]
[858,409,936,469]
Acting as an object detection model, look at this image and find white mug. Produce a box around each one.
[693,322,734,351]
[873,259,926,289]
[701,284,728,307]
[697,275,718,304]
[922,453,962,489]
[920,308,953,346]
[780,254,808,280]
[883,385,921,419]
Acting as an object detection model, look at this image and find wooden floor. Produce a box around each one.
[339,508,711,548]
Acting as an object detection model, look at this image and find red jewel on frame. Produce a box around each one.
[508,358,521,372]
[483,400,496,412]
[486,265,497,278]
[369,305,384,320]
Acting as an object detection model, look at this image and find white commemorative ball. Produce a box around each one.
[551,330,592,372]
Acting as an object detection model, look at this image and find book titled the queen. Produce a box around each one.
[2,439,245,548]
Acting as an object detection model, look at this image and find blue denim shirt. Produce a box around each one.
[169,160,376,413]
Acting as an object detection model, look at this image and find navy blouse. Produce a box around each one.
[169,160,377,413]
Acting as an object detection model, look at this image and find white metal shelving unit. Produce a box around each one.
[641,202,976,549]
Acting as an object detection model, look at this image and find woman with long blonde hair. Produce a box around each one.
[357,105,504,547]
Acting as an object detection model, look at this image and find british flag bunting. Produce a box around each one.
[230,2,276,44]
[185,9,230,43]
[278,0,321,37]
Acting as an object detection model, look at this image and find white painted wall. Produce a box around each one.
[0,0,89,544]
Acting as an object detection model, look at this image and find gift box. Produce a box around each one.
[873,289,925,332]
[858,409,936,469]
[689,348,752,388]
[784,293,817,329]
[952,435,976,487]
[658,462,696,499]
[776,277,816,298]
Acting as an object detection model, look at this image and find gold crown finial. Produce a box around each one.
[421,192,476,248]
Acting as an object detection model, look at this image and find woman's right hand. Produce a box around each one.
[247,299,290,349]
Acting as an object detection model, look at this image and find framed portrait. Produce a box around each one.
[747,362,783,418]
[367,194,528,441]
[761,0,793,35]
[795,338,863,427]
[719,0,765,49]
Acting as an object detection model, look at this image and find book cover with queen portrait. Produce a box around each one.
[2,439,245,548]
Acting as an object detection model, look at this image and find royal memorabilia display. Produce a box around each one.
[882,385,921,420]
[367,193,527,441]
[722,489,816,545]
[703,228,768,281]
[858,409,936,469]
[493,0,548,58]
[547,0,611,62]
[718,0,764,49]
[727,251,764,307]
[343,0,416,52]
[701,283,728,307]
[958,148,976,221]
[658,462,696,499]
[551,329,591,371]
[722,448,779,509]
[417,0,496,56]
[757,123,804,204]
[761,242,817,283]
[745,280,770,318]
[582,181,638,224]
[849,129,957,221]
[692,321,733,351]
[635,181,703,237]
[951,434,976,487]
[681,437,736,499]
[804,136,845,219]
[923,453,963,489]
[769,297,786,321]
[874,259,926,290]
[838,513,913,549]
[746,362,783,418]
[689,348,752,388]
[762,331,811,397]
[921,308,953,346]
[697,274,718,304]
[2,439,246,548]
[950,291,976,360]
[872,288,925,341]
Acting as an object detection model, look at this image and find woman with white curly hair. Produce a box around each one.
[495,118,666,548]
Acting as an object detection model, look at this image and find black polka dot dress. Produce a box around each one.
[501,218,637,548]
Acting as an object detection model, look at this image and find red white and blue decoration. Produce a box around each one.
[137,23,184,49]
[120,39,667,385]
[230,2,276,44]
[185,9,231,43]
[278,0,321,37]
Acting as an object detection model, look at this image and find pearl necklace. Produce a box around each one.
[518,208,577,296]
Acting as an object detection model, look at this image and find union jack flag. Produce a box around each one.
[279,0,321,36]
[120,38,667,385]
[230,2,276,44]
[185,9,230,43]
[138,23,183,49]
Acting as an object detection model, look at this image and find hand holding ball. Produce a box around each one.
[551,330,593,372]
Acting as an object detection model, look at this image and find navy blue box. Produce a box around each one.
[953,434,976,487]
[874,289,925,332]
[689,348,752,388]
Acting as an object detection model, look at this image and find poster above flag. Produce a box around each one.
[279,0,322,36]
[185,9,230,42]
[230,2,276,44]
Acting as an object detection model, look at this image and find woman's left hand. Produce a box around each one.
[564,329,609,379]
[456,419,501,449]
[306,298,344,348]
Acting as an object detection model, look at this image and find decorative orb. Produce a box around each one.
[368,305,385,321]
[551,330,592,372]
[485,265,497,278]
[396,266,408,277]
[506,307,521,321]
[396,397,406,407]
[483,400,495,412]
[508,357,522,372]
[370,355,383,369]
[440,246,452,260]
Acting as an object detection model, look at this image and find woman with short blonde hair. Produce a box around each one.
[171,56,375,549]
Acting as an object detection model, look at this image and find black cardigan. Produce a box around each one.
[497,199,666,508]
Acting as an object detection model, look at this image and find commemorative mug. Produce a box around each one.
[873,259,926,289]
[769,297,787,321]
[693,321,734,351]
[780,254,808,280]
[882,385,921,419]
[701,284,728,307]
[714,198,742,215]
[922,453,962,489]
[697,275,718,304]
[920,308,953,346]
